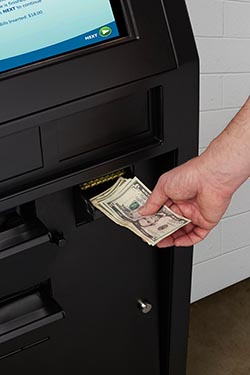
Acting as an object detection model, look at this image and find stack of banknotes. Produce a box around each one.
[90,177,191,246]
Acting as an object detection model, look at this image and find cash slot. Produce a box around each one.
[0,203,66,260]
[74,166,134,226]
[0,281,64,344]
[0,204,51,260]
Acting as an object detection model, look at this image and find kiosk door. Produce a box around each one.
[0,189,161,375]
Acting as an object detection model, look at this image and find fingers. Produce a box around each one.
[157,227,190,248]
[156,225,209,248]
[178,227,209,246]
[157,233,195,248]
[157,236,175,247]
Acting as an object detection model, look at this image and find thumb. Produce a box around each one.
[139,179,169,215]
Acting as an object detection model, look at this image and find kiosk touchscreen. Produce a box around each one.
[0,0,121,73]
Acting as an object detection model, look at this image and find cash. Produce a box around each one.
[90,177,191,246]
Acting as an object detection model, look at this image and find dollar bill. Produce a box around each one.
[90,177,191,246]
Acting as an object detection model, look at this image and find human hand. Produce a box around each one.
[139,156,233,247]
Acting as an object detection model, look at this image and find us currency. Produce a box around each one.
[90,177,191,246]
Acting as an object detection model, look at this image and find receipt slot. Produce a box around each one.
[0,1,198,374]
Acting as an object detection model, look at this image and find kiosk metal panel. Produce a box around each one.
[0,1,199,374]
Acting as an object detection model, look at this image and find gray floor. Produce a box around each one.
[187,278,250,375]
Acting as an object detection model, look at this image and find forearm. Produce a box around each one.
[198,97,250,196]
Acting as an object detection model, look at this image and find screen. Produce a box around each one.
[0,0,120,73]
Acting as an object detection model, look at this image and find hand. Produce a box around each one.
[139,156,233,247]
[140,98,250,247]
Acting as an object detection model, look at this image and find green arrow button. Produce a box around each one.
[99,26,112,37]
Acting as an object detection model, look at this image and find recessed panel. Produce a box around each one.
[57,91,150,161]
[0,128,42,181]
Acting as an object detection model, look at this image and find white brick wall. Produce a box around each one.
[185,0,250,302]
[224,1,250,37]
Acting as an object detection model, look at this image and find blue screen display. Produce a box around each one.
[0,0,120,73]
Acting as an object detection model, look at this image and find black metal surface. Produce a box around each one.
[0,0,199,374]
[0,192,161,374]
[0,215,50,260]
[0,283,64,344]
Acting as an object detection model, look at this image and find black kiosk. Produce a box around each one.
[0,1,199,374]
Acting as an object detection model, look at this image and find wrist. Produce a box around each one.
[199,136,249,198]
[197,140,235,198]
[197,98,250,196]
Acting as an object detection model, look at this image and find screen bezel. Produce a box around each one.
[0,0,136,78]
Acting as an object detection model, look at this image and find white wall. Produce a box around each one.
[184,0,250,302]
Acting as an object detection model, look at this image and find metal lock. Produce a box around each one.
[138,299,153,314]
